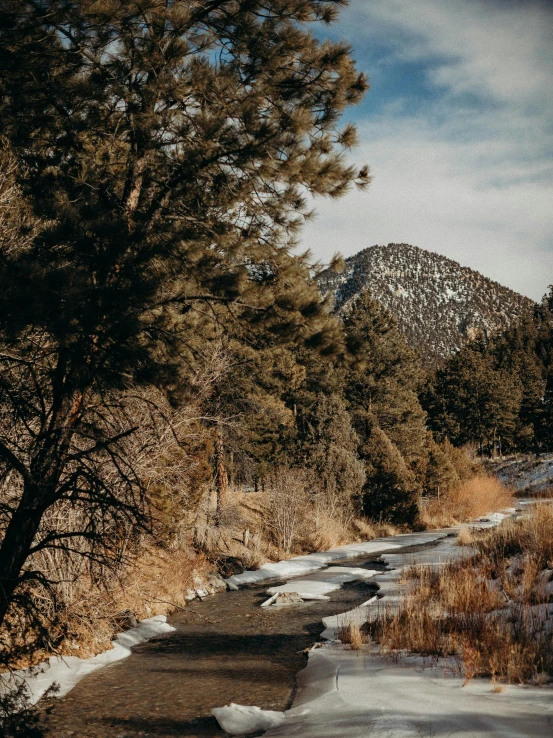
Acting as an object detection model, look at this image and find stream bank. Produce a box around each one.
[39,539,440,738]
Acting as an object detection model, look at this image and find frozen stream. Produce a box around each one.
[261,515,553,738]
[40,531,448,737]
[40,514,553,737]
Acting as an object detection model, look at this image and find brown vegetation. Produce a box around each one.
[199,468,399,575]
[367,504,553,685]
[337,621,364,651]
[421,474,513,527]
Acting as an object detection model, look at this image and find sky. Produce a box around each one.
[301,0,553,301]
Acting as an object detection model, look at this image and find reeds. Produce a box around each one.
[368,504,553,685]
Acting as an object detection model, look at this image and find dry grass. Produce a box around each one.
[0,543,212,670]
[474,503,553,570]
[422,475,513,527]
[456,525,476,546]
[352,518,399,540]
[367,504,553,685]
[337,621,365,650]
[301,511,350,552]
[336,611,368,651]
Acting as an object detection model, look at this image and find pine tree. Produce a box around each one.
[303,393,365,518]
[487,311,546,452]
[0,1,369,632]
[424,346,521,455]
[343,291,427,461]
[423,435,460,499]
[361,426,419,525]
[442,438,476,481]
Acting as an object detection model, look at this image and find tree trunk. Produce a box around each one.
[0,481,47,626]
[215,423,228,511]
[0,385,84,628]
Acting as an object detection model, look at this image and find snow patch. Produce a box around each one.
[264,567,378,601]
[212,703,286,735]
[225,532,448,589]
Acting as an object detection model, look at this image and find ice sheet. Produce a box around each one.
[212,703,285,734]
[225,531,449,589]
[263,648,553,738]
[265,567,379,600]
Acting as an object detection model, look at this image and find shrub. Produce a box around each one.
[267,468,309,554]
[422,474,512,526]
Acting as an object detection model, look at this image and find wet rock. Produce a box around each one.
[185,572,228,602]
[275,592,304,605]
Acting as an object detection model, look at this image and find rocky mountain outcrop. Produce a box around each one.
[318,243,534,365]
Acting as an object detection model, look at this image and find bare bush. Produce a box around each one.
[0,387,212,667]
[267,468,309,554]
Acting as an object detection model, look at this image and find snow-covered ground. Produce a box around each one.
[225,530,450,589]
[263,646,553,738]
[491,453,553,495]
[0,615,175,706]
[215,505,553,737]
[263,523,553,738]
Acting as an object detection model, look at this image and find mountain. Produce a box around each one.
[318,243,534,366]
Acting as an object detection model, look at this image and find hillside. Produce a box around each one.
[318,243,534,365]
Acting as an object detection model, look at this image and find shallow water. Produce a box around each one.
[40,545,435,738]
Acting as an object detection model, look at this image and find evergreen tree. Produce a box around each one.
[424,346,521,455]
[303,393,365,518]
[487,311,546,451]
[343,291,427,461]
[0,1,369,631]
[284,342,348,448]
[423,434,459,499]
[361,426,419,525]
[218,342,306,495]
[425,287,553,457]
[442,438,476,481]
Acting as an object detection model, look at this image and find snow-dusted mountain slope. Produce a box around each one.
[318,243,534,365]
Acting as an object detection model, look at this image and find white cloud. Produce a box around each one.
[353,0,553,111]
[301,0,553,300]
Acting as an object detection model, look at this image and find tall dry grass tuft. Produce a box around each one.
[456,525,476,546]
[336,611,367,651]
[337,621,364,650]
[368,504,553,685]
[475,502,553,570]
[422,475,513,527]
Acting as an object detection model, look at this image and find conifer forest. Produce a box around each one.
[0,3,552,737]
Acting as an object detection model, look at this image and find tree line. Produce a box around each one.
[423,289,553,456]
